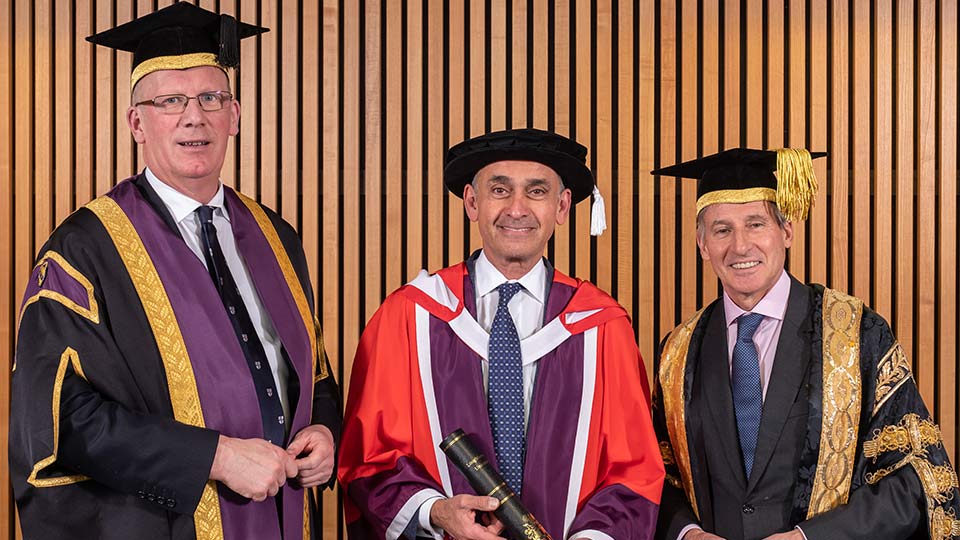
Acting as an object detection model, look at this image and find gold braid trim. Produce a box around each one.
[85,197,224,540]
[303,487,311,540]
[696,188,776,214]
[27,347,91,488]
[807,288,863,518]
[234,193,327,382]
[659,308,707,519]
[873,343,913,418]
[131,53,223,88]
[659,441,676,466]
[863,413,942,460]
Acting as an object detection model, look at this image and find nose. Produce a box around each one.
[731,228,752,254]
[504,192,530,218]
[177,98,207,127]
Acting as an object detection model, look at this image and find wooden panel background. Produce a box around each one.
[0,0,958,538]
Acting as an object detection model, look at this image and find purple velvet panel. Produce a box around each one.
[225,190,313,539]
[429,315,493,497]
[523,332,584,536]
[108,181,284,539]
[568,485,659,540]
[22,258,91,312]
[346,456,445,537]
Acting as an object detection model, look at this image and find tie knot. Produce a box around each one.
[498,282,522,306]
[737,312,764,341]
[196,205,215,225]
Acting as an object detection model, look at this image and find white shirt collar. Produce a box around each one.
[473,250,548,305]
[144,167,228,225]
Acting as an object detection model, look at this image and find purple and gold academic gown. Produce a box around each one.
[339,262,664,540]
[10,174,341,540]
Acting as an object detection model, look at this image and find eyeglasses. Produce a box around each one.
[134,91,234,114]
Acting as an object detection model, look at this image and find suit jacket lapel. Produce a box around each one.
[699,302,749,489]
[746,277,813,493]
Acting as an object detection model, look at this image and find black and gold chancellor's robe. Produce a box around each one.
[10,174,342,540]
[654,276,960,540]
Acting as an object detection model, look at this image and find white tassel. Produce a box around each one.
[590,185,607,236]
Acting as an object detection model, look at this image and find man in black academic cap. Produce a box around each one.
[8,3,341,539]
[338,128,664,540]
[651,149,959,540]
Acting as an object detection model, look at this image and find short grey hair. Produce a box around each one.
[696,200,788,241]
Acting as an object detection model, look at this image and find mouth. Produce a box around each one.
[178,140,210,148]
[497,225,536,234]
[730,261,761,270]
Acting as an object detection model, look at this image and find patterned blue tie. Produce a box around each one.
[732,312,765,479]
[487,282,525,495]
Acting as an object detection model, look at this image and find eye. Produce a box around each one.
[491,186,509,196]
[198,93,220,104]
[158,95,185,107]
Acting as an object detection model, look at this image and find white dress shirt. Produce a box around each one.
[144,168,291,422]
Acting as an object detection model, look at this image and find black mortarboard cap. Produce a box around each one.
[86,2,268,88]
[651,148,827,221]
[444,128,596,203]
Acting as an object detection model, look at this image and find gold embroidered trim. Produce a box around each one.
[913,459,960,505]
[235,193,326,384]
[863,413,942,460]
[806,288,863,518]
[131,53,221,87]
[27,347,91,488]
[873,343,912,417]
[19,251,100,327]
[659,308,707,519]
[930,506,960,540]
[85,196,224,540]
[695,187,777,214]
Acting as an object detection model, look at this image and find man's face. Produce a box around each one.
[127,66,239,198]
[463,160,572,278]
[697,200,793,310]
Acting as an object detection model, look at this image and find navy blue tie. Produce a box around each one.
[732,312,765,479]
[196,206,287,446]
[487,282,525,495]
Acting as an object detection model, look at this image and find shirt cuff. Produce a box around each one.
[795,525,808,540]
[677,524,702,540]
[417,495,446,540]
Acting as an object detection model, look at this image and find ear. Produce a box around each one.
[463,183,480,222]
[782,220,794,249]
[696,231,711,261]
[127,106,146,144]
[555,188,572,225]
[228,98,241,136]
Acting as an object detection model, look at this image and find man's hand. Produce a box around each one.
[763,531,804,540]
[683,530,726,540]
[285,425,336,488]
[430,495,505,540]
[209,435,298,501]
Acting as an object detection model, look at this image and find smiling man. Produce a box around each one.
[9,4,340,540]
[651,149,959,540]
[339,128,664,540]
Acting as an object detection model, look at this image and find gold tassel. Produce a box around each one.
[775,148,819,221]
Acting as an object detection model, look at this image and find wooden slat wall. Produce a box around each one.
[1,1,958,538]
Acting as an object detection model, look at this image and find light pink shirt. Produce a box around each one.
[723,269,791,400]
